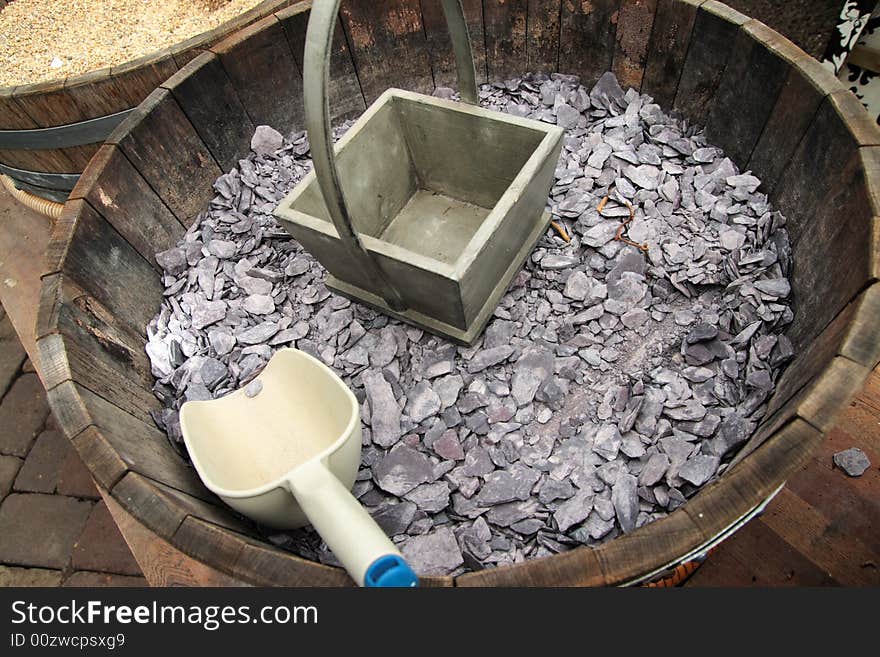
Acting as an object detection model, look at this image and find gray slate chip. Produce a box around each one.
[832,448,871,477]
[363,371,403,448]
[373,445,434,496]
[400,526,463,576]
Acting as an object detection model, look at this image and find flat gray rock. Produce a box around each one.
[373,445,434,497]
[624,164,661,190]
[433,374,464,410]
[582,221,620,248]
[405,380,441,423]
[638,453,670,486]
[487,499,539,528]
[243,294,275,315]
[236,321,278,345]
[372,501,417,536]
[191,300,227,330]
[363,371,403,448]
[611,473,639,533]
[404,481,451,513]
[833,447,871,477]
[707,413,753,457]
[678,454,720,486]
[461,447,495,477]
[554,491,594,532]
[511,347,554,406]
[593,424,622,460]
[433,430,464,460]
[563,271,592,301]
[400,526,463,576]
[251,125,283,156]
[156,248,187,275]
[467,345,515,373]
[208,329,236,356]
[475,466,540,506]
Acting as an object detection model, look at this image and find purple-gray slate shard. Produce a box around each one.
[362,371,403,448]
[475,466,540,506]
[487,499,539,527]
[373,445,434,497]
[677,454,720,486]
[371,501,417,536]
[404,380,441,424]
[832,448,871,477]
[400,526,464,576]
[404,481,451,514]
[251,125,284,156]
[467,345,515,373]
[611,474,639,533]
[638,453,669,486]
[156,247,187,276]
[553,491,594,532]
[191,300,227,330]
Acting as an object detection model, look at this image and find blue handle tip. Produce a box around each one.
[364,554,419,587]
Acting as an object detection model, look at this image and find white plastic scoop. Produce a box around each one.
[180,348,418,587]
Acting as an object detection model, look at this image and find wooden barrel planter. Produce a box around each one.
[0,0,296,202]
[36,0,880,586]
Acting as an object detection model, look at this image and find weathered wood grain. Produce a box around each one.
[107,88,222,226]
[278,2,367,121]
[785,156,875,352]
[104,492,245,587]
[61,68,132,118]
[420,0,488,87]
[483,0,529,82]
[232,537,354,586]
[840,283,880,368]
[45,380,208,499]
[672,1,747,126]
[338,0,434,102]
[772,92,880,247]
[11,79,101,169]
[746,56,839,195]
[456,543,606,586]
[160,52,255,172]
[613,0,659,92]
[39,296,157,423]
[212,15,305,133]
[594,507,703,584]
[559,0,621,89]
[0,91,79,174]
[527,0,562,75]
[704,20,789,167]
[112,472,251,540]
[766,291,857,422]
[68,144,185,269]
[48,199,163,333]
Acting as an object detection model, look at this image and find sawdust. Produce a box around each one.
[0,0,265,87]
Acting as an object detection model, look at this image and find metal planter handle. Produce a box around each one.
[303,0,479,312]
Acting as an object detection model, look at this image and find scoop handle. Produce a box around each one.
[287,460,419,587]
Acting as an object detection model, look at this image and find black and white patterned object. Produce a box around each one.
[822,0,877,73]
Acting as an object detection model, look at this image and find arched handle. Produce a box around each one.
[303,0,479,312]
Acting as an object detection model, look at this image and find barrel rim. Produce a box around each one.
[35,0,880,587]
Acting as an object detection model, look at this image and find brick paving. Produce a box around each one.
[0,304,148,587]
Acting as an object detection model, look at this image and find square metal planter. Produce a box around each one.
[274,88,563,345]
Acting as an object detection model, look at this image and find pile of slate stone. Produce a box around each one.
[146,71,795,577]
